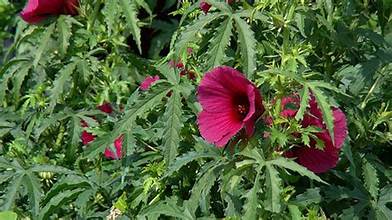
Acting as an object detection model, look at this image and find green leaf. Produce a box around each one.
[164,151,220,178]
[267,157,327,184]
[265,164,281,213]
[295,85,310,121]
[377,185,392,220]
[163,88,183,166]
[243,172,261,219]
[362,158,379,199]
[33,23,55,67]
[41,175,90,205]
[233,14,256,79]
[57,16,72,55]
[48,63,76,113]
[39,188,84,219]
[206,16,233,69]
[291,188,322,207]
[12,64,31,102]
[0,211,17,220]
[120,0,142,53]
[185,162,224,215]
[0,174,24,211]
[176,12,223,55]
[103,0,120,35]
[140,197,194,219]
[23,172,42,216]
[309,87,335,145]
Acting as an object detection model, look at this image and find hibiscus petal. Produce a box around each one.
[198,111,242,147]
[295,146,339,173]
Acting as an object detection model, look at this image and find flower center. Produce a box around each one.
[237,104,248,116]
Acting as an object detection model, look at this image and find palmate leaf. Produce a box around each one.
[233,14,257,79]
[206,16,233,69]
[163,88,183,166]
[48,63,76,113]
[120,0,142,53]
[84,83,172,159]
[362,158,379,199]
[265,164,281,213]
[243,172,261,219]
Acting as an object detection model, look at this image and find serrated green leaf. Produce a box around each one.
[12,64,31,103]
[207,17,233,69]
[33,23,55,67]
[362,158,379,199]
[48,63,76,113]
[57,16,72,55]
[103,0,120,35]
[243,172,261,219]
[120,0,142,53]
[267,157,327,184]
[265,164,281,213]
[176,12,223,56]
[295,85,310,120]
[309,87,335,145]
[233,14,256,79]
[163,88,183,166]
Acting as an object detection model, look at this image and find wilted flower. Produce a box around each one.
[104,135,124,160]
[281,95,348,173]
[197,66,264,147]
[140,75,159,91]
[21,0,79,24]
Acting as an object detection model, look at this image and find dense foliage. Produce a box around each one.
[0,0,391,219]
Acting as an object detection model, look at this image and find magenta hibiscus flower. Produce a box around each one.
[97,102,113,114]
[21,0,79,24]
[104,135,124,160]
[81,120,95,145]
[140,75,159,91]
[199,1,212,14]
[197,66,264,147]
[281,95,348,173]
